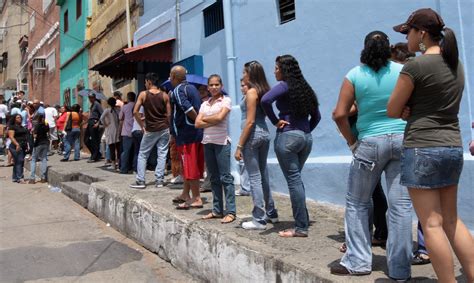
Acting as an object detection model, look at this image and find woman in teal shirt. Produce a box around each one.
[332,31,412,280]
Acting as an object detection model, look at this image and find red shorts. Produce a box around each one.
[176,142,204,180]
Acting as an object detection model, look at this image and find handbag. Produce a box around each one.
[65,112,73,132]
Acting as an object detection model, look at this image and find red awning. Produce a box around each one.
[90,38,175,79]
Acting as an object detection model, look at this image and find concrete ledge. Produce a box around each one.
[37,156,467,282]
[88,181,329,282]
[61,181,90,208]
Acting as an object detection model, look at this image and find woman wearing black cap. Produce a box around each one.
[388,8,474,282]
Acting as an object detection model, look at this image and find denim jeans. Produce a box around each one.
[120,136,133,173]
[238,160,250,193]
[341,134,412,279]
[274,130,312,234]
[64,128,80,160]
[9,144,25,182]
[242,128,277,224]
[30,144,48,180]
[136,129,170,183]
[204,143,236,215]
[132,130,143,171]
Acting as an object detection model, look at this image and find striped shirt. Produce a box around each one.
[200,96,232,145]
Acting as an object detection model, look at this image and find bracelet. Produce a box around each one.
[236,144,243,149]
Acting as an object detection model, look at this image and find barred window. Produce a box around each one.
[277,0,295,24]
[203,0,224,37]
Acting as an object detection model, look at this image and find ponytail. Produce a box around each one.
[440,27,459,71]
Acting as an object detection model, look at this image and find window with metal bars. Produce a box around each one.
[203,0,224,37]
[277,0,295,24]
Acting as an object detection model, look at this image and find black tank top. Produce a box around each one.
[144,90,169,132]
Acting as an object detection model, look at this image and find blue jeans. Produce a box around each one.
[242,129,277,224]
[136,129,170,183]
[132,130,143,171]
[64,128,80,160]
[9,144,25,182]
[120,136,133,173]
[30,144,48,180]
[238,160,250,193]
[341,134,412,279]
[274,130,312,234]
[204,143,236,215]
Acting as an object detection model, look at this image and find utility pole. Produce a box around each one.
[125,0,132,48]
[176,0,181,60]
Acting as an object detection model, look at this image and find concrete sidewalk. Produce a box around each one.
[26,155,468,282]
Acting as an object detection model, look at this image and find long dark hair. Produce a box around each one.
[439,28,459,71]
[391,42,415,63]
[243,61,270,99]
[276,55,318,118]
[360,31,392,72]
[9,114,22,127]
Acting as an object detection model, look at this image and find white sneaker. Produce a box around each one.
[170,175,183,184]
[264,215,279,224]
[242,220,266,230]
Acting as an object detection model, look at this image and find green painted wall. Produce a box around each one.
[58,0,90,110]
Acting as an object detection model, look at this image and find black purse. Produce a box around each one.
[65,112,73,132]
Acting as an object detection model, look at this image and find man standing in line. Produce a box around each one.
[119,91,136,174]
[31,99,45,131]
[85,93,103,163]
[44,104,59,154]
[169,66,204,209]
[129,73,171,189]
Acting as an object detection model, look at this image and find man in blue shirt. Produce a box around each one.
[169,65,204,209]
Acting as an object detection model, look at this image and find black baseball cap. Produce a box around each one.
[393,8,444,35]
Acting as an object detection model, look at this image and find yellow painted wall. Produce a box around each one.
[87,0,140,100]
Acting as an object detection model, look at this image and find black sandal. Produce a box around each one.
[412,252,431,265]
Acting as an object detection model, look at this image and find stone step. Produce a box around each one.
[61,181,90,208]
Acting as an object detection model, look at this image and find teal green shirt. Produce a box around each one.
[346,61,406,139]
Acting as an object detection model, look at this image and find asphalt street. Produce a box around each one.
[0,164,195,283]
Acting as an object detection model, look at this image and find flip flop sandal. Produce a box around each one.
[220,214,236,224]
[176,203,204,210]
[339,242,347,253]
[202,212,223,220]
[172,196,188,204]
[278,229,308,238]
[412,252,431,265]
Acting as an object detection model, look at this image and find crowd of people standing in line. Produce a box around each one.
[1,8,473,282]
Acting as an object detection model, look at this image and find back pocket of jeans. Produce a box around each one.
[354,142,378,170]
[414,149,440,177]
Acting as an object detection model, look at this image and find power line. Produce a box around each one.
[14,2,84,43]
[0,22,29,29]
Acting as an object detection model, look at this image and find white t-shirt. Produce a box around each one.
[132,106,144,132]
[44,107,59,128]
[0,103,8,119]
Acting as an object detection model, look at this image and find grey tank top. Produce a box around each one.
[240,96,268,131]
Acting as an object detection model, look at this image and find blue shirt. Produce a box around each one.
[261,81,321,133]
[170,81,203,145]
[346,61,406,139]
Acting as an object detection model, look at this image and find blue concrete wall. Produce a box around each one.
[135,0,474,229]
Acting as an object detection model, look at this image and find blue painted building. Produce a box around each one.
[135,0,474,229]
